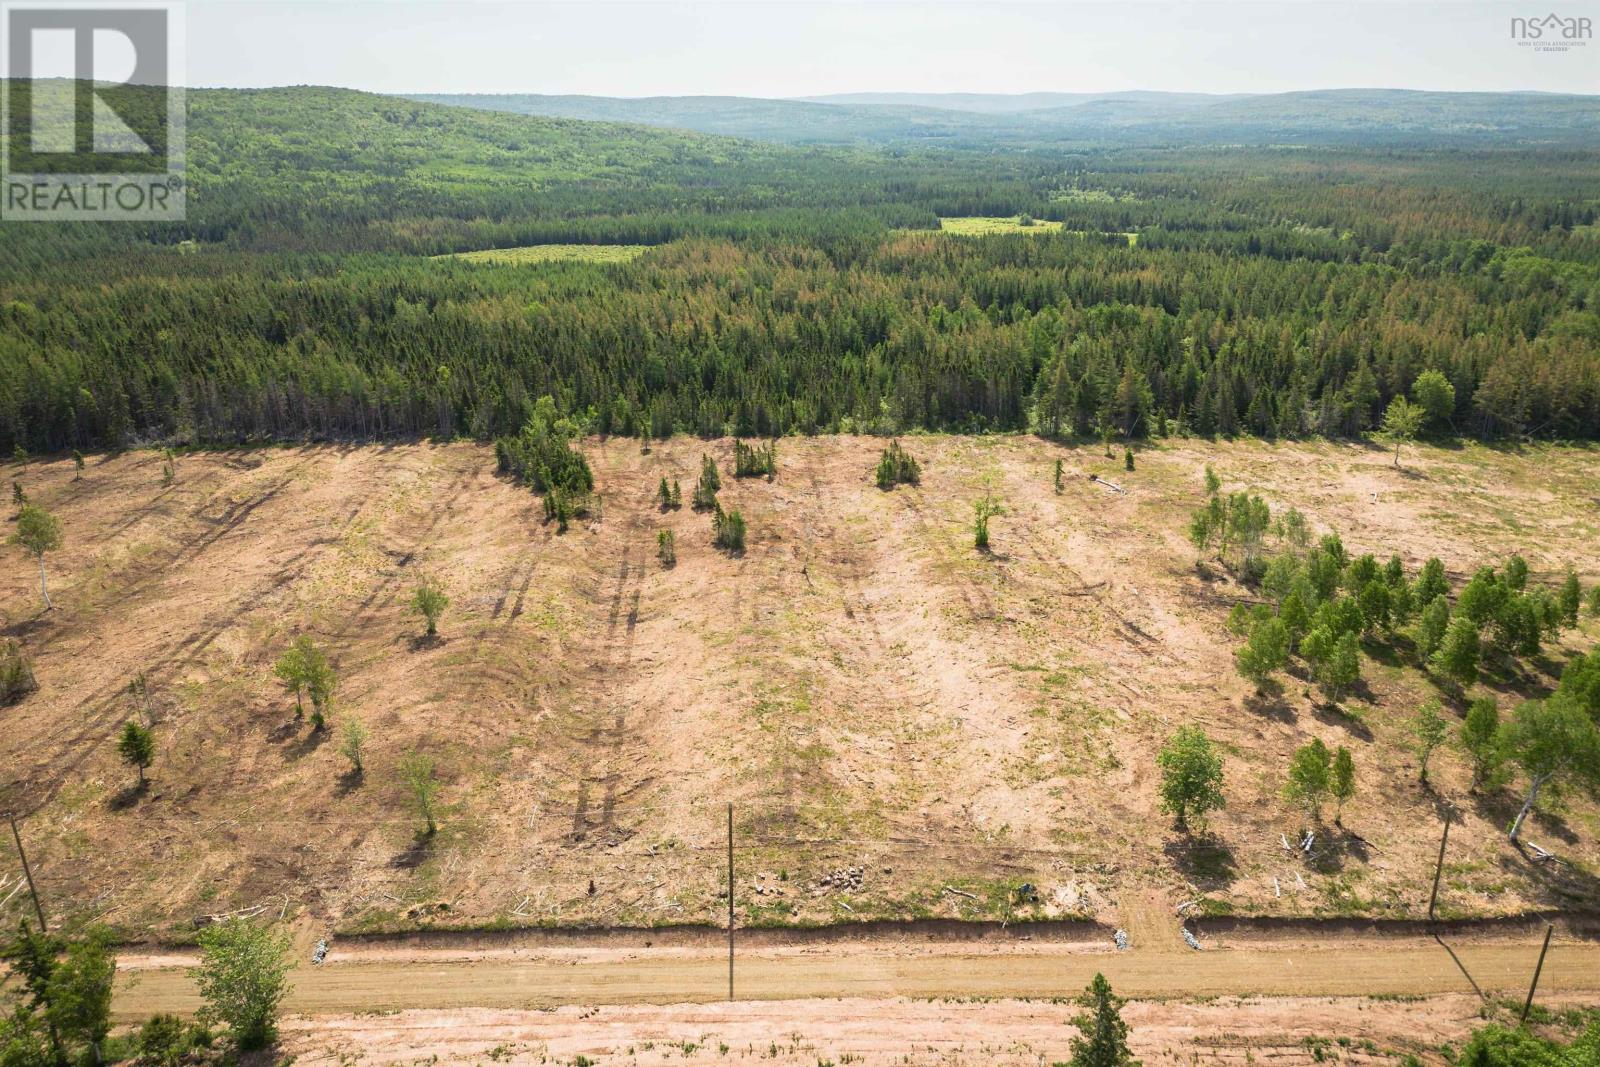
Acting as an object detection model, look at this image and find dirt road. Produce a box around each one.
[112,933,1600,1020]
[272,993,1575,1067]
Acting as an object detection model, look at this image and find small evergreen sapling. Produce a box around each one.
[117,720,155,788]
[1067,972,1138,1067]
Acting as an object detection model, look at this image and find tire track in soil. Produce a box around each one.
[567,489,656,848]
[787,466,930,841]
[2,454,336,813]
[4,454,479,818]
[892,491,998,624]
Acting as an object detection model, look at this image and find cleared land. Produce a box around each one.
[441,244,651,264]
[1,436,1597,939]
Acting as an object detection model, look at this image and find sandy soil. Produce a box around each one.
[247,994,1600,1066]
[2,436,1598,936]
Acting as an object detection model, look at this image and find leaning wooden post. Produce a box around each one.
[1520,923,1555,1025]
[9,816,46,932]
[1427,810,1451,921]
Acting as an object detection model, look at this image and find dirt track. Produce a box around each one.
[112,932,1600,1020]
[266,994,1590,1067]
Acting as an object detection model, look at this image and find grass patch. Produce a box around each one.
[937,216,1064,236]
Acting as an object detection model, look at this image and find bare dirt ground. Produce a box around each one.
[262,994,1586,1067]
[2,436,1598,937]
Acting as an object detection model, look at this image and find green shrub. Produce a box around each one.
[0,639,38,705]
[874,440,921,490]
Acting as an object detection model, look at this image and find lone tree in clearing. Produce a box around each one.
[117,720,155,788]
[657,528,676,567]
[71,451,85,480]
[1067,972,1139,1067]
[1156,727,1225,833]
[11,480,24,507]
[1331,746,1356,825]
[400,751,440,836]
[273,636,315,719]
[12,503,63,610]
[1052,458,1063,494]
[274,635,334,727]
[339,717,368,777]
[1412,699,1447,784]
[1283,737,1333,823]
[1381,396,1425,467]
[973,494,1005,551]
[193,919,291,1052]
[305,648,336,731]
[411,578,449,637]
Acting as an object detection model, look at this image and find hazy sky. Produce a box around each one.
[182,1,1598,95]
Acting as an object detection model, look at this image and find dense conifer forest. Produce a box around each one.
[2,86,1598,452]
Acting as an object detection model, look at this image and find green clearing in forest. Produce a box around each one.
[443,244,651,265]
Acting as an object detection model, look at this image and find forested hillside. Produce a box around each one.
[1,85,1598,452]
[417,88,1600,147]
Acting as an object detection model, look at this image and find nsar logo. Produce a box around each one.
[1510,11,1592,51]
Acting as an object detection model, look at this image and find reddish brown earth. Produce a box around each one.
[1,437,1597,938]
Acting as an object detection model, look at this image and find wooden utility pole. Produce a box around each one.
[1521,924,1555,1025]
[1427,810,1451,920]
[9,816,46,932]
[727,803,735,1001]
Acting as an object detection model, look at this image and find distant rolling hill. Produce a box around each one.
[411,88,1600,147]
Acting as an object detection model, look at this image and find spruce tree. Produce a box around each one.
[117,720,155,788]
[1067,973,1139,1067]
